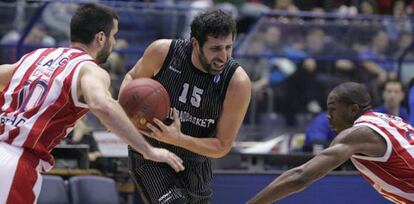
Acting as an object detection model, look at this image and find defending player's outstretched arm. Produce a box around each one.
[246,125,386,204]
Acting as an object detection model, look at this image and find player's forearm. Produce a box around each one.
[89,97,152,157]
[173,134,230,158]
[247,168,309,204]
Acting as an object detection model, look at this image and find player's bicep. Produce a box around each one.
[79,63,111,106]
[128,39,171,79]
[215,67,251,151]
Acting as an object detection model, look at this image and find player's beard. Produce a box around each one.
[198,49,221,75]
[96,39,111,64]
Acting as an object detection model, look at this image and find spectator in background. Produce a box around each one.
[393,32,414,59]
[358,0,379,14]
[0,24,56,63]
[280,58,325,126]
[358,30,392,106]
[0,24,55,46]
[237,1,270,36]
[374,79,408,121]
[408,77,414,125]
[65,117,102,163]
[177,0,214,39]
[273,0,299,12]
[262,25,284,55]
[305,28,330,56]
[391,0,410,16]
[302,111,336,154]
[237,33,270,124]
[42,3,79,43]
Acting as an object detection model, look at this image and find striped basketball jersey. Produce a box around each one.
[352,112,414,203]
[149,39,238,162]
[0,47,93,171]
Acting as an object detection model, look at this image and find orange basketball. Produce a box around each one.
[118,78,170,130]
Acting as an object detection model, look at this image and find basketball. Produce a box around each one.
[118,78,170,130]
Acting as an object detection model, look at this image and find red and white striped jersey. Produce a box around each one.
[352,111,414,203]
[0,47,95,171]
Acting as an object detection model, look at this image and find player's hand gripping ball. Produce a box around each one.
[119,78,170,130]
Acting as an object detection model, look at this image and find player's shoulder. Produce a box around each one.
[79,61,109,79]
[333,125,379,146]
[147,39,173,54]
[230,65,251,89]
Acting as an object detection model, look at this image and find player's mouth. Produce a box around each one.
[212,61,225,69]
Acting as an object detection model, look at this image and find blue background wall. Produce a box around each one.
[212,173,391,204]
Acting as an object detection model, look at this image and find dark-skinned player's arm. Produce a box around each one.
[247,126,386,204]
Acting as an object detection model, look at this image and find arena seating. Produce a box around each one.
[38,175,70,204]
[68,175,120,204]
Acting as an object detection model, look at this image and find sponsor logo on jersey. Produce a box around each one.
[168,66,181,74]
[168,108,215,128]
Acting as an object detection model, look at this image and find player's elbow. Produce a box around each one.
[210,150,228,159]
[87,98,113,119]
[210,143,232,158]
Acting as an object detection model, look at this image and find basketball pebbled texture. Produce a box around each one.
[118,78,170,130]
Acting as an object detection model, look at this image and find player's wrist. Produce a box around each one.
[173,132,185,147]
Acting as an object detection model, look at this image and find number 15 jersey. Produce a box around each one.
[152,39,238,162]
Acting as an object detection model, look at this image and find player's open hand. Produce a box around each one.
[145,108,182,145]
[144,147,184,172]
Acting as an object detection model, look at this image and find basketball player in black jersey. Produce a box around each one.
[120,10,251,204]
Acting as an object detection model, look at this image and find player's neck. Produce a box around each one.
[70,43,97,59]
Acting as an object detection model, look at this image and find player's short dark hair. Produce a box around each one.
[190,10,237,47]
[332,82,371,109]
[70,3,119,44]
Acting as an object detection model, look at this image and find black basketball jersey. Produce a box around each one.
[149,39,238,162]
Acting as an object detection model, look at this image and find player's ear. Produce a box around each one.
[349,104,360,117]
[96,31,106,46]
[191,37,199,50]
